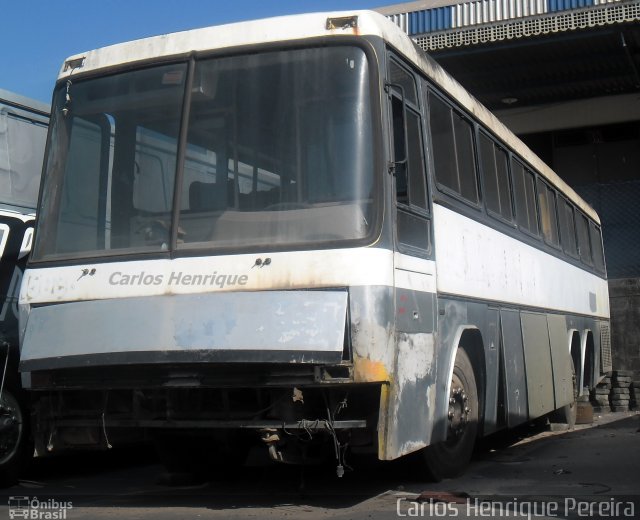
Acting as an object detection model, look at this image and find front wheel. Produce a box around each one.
[0,381,32,487]
[421,348,478,481]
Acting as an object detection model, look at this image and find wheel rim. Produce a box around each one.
[446,372,471,446]
[0,391,23,465]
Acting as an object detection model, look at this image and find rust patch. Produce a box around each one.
[378,383,390,459]
[353,356,390,383]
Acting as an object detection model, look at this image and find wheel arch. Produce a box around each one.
[569,330,582,396]
[582,329,596,390]
[444,326,486,437]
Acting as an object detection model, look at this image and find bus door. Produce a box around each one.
[385,56,438,457]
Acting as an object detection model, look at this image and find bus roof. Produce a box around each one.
[57,10,599,223]
[0,88,50,117]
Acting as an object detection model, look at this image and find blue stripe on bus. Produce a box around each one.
[547,0,595,13]
[408,7,453,35]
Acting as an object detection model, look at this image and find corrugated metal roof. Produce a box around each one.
[379,0,620,35]
[430,23,640,109]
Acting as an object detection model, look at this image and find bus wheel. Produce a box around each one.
[550,359,577,429]
[0,381,32,487]
[422,348,478,481]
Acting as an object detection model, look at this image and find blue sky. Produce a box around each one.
[2,1,391,104]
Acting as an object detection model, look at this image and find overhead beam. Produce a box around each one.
[495,93,640,134]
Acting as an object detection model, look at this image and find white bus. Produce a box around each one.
[19,11,610,479]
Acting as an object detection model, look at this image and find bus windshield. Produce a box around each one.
[32,46,375,261]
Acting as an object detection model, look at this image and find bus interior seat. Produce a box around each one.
[189,181,223,212]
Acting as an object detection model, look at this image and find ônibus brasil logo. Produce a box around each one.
[8,496,72,519]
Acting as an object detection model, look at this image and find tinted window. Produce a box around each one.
[406,110,427,210]
[511,159,538,235]
[479,132,512,221]
[428,93,478,204]
[429,94,457,193]
[558,197,578,257]
[389,60,417,106]
[392,96,408,203]
[397,209,430,252]
[576,212,593,265]
[537,179,560,247]
[589,222,605,272]
[392,100,427,210]
[390,60,429,256]
[454,113,478,203]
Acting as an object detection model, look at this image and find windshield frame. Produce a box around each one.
[30,37,384,266]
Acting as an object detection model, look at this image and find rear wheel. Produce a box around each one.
[421,348,478,481]
[0,381,32,487]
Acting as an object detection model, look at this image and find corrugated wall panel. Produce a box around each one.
[389,12,409,33]
[386,0,611,35]
[548,0,595,12]
[452,0,548,28]
[409,7,453,34]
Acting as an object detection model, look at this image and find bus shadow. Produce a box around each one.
[4,413,637,513]
[8,445,410,511]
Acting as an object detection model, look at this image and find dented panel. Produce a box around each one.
[480,307,500,435]
[521,312,555,419]
[500,309,529,427]
[395,288,435,333]
[20,290,348,370]
[349,285,396,381]
[547,313,573,409]
[350,283,441,460]
[385,331,437,457]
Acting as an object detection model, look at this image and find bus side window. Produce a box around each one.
[388,58,418,105]
[558,196,578,257]
[537,178,560,247]
[589,222,605,272]
[388,58,429,254]
[428,92,478,205]
[390,95,408,202]
[576,211,593,265]
[479,132,513,222]
[511,158,539,236]
[389,61,426,208]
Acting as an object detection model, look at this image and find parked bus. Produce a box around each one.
[0,89,49,485]
[19,11,610,479]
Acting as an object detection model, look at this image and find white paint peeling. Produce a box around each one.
[21,247,397,305]
[396,333,435,386]
[433,204,610,318]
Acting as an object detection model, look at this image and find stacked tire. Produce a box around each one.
[630,381,639,411]
[590,376,611,413]
[609,370,632,412]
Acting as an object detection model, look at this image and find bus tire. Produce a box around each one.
[422,348,478,481]
[0,380,32,487]
[550,359,577,429]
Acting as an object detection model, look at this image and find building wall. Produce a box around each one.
[609,279,640,373]
[512,109,640,373]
